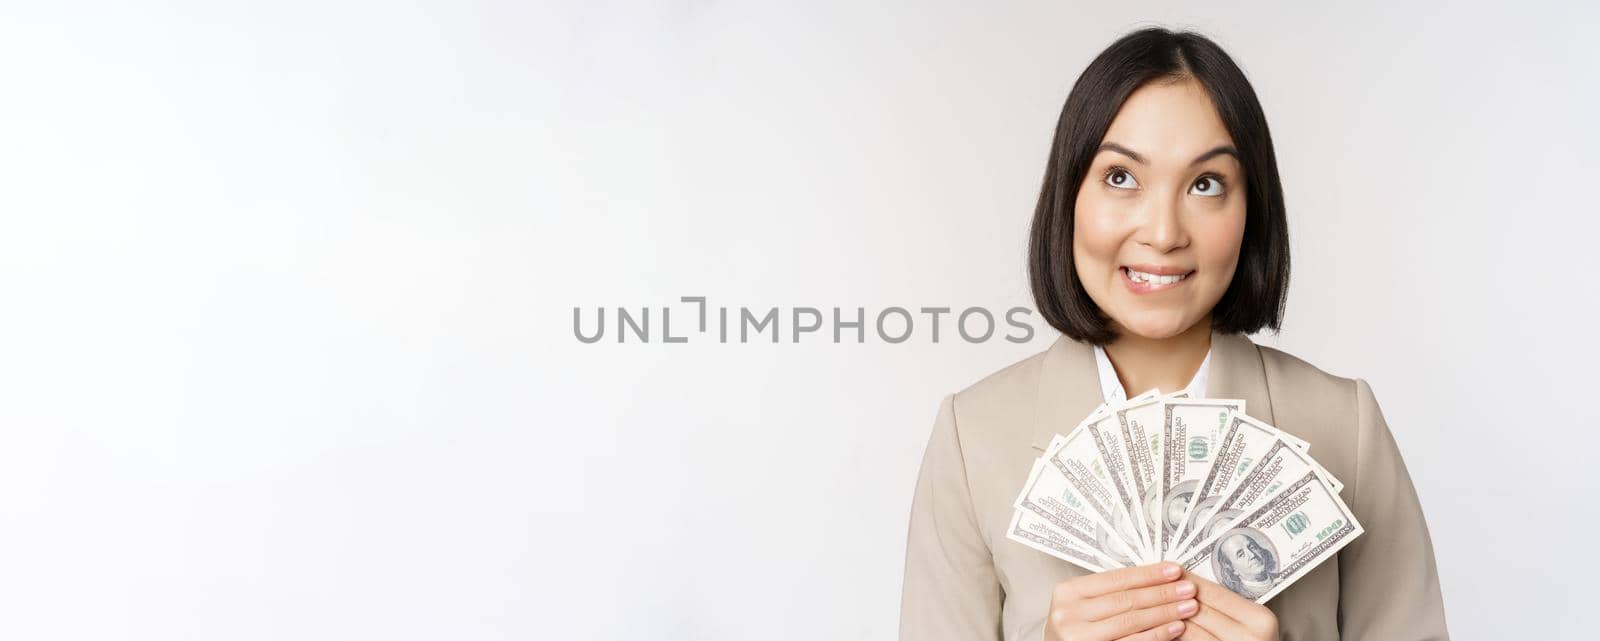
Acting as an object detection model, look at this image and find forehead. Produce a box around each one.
[1101,78,1235,163]
[1220,534,1250,552]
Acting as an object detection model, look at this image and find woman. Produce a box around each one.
[898,28,1447,641]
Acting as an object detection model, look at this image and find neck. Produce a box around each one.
[1103,318,1213,396]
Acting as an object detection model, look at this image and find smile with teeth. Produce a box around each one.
[1122,266,1191,288]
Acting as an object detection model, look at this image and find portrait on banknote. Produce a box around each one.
[1161,481,1197,538]
[1212,528,1279,600]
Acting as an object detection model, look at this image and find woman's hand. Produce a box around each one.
[1045,562,1198,641]
[1176,573,1279,641]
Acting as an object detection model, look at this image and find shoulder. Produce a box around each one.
[1254,340,1361,405]
[1255,339,1369,428]
[1257,339,1394,437]
[1251,339,1396,486]
[918,346,1055,538]
[1254,338,1393,420]
[930,345,1051,463]
[955,347,1049,406]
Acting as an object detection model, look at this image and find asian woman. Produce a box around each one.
[898,27,1447,641]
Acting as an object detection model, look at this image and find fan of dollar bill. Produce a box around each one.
[1006,388,1363,603]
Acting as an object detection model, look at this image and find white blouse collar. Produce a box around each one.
[1092,342,1212,403]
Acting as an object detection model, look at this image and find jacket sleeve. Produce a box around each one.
[899,393,1004,641]
[1336,378,1450,640]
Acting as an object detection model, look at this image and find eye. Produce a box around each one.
[1102,166,1139,190]
[1190,174,1227,197]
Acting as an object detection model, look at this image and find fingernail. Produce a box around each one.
[1177,599,1198,616]
[1166,621,1185,635]
[1175,580,1195,597]
[1161,563,1180,579]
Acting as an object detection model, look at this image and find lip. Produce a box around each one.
[1121,264,1194,295]
[1123,263,1192,276]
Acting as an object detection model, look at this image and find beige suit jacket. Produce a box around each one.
[899,330,1448,641]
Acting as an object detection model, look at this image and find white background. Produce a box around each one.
[2,1,1597,639]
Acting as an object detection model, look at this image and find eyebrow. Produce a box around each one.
[1097,142,1239,167]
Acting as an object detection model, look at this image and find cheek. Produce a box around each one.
[1194,207,1247,282]
[1071,195,1124,274]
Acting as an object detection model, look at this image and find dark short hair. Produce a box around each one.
[1027,27,1290,345]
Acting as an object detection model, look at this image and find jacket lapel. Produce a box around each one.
[1029,335,1104,451]
[1205,329,1277,425]
[1029,328,1276,452]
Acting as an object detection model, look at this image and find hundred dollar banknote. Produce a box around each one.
[1170,411,1345,553]
[1175,469,1363,603]
[1169,437,1323,557]
[1012,456,1141,567]
[1077,409,1157,558]
[1032,388,1168,562]
[1212,412,1343,494]
[1006,507,1120,572]
[1007,390,1164,568]
[1111,390,1192,560]
[1157,398,1245,558]
[1238,417,1343,495]
[1035,422,1150,561]
[1170,412,1287,551]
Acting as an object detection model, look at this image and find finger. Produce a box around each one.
[1187,573,1274,633]
[1114,620,1186,641]
[1186,573,1259,620]
[1174,618,1221,641]
[1064,562,1183,599]
[1079,579,1196,621]
[1090,598,1198,640]
[1186,603,1253,641]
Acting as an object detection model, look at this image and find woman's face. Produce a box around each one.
[1072,77,1247,341]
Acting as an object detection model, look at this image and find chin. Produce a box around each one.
[1113,312,1196,340]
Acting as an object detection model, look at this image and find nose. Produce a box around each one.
[1135,193,1189,252]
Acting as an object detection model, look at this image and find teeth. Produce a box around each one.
[1126,268,1187,286]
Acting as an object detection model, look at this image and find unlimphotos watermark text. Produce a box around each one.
[574,296,1038,344]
